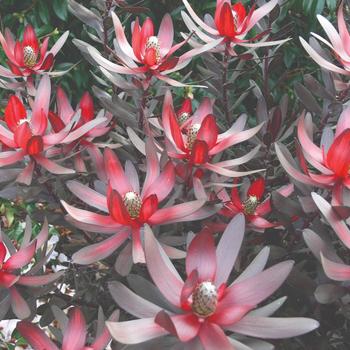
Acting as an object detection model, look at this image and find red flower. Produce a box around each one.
[48,87,112,181]
[218,177,294,231]
[17,307,118,350]
[0,76,107,185]
[61,138,212,266]
[182,0,285,54]
[106,215,319,348]
[162,91,263,177]
[87,13,221,87]
[215,1,251,39]
[0,25,69,77]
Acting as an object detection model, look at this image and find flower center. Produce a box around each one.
[187,123,201,151]
[191,281,218,318]
[178,112,190,126]
[23,46,38,67]
[243,195,259,215]
[123,191,142,219]
[145,36,161,64]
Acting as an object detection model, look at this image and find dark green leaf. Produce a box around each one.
[53,0,68,21]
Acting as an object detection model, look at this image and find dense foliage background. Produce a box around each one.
[0,0,350,349]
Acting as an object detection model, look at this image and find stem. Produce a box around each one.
[222,44,230,124]
[139,77,152,135]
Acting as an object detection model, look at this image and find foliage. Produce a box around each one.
[0,0,349,349]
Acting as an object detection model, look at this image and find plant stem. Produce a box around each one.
[222,44,230,124]
[139,77,152,135]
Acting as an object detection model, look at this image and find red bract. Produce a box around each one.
[218,177,294,231]
[0,25,69,77]
[276,110,350,205]
[182,0,286,54]
[106,215,319,348]
[0,218,63,319]
[162,91,264,178]
[17,307,118,350]
[49,87,112,181]
[61,138,212,266]
[0,75,107,185]
[87,12,222,87]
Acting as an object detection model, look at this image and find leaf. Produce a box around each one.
[295,82,322,115]
[53,0,68,21]
[38,0,50,25]
[326,0,337,11]
[68,0,103,37]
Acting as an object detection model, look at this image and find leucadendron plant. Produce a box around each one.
[4,0,350,348]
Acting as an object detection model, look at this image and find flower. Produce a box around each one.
[275,110,350,205]
[300,1,350,75]
[0,24,69,77]
[217,177,294,231]
[0,217,63,319]
[0,75,107,185]
[162,91,264,178]
[86,12,222,87]
[304,192,350,282]
[61,138,213,266]
[49,87,113,181]
[182,0,286,54]
[106,214,319,349]
[176,97,193,126]
[17,307,118,350]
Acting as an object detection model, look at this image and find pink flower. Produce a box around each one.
[182,0,286,54]
[162,91,264,178]
[0,75,107,185]
[217,177,294,231]
[17,307,118,350]
[87,12,222,87]
[304,192,350,282]
[61,138,212,265]
[275,110,350,205]
[106,214,319,348]
[0,217,63,319]
[300,1,350,75]
[49,87,112,181]
[0,25,69,77]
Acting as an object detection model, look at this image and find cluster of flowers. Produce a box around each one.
[6,0,350,348]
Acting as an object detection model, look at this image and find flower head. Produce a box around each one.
[0,76,107,184]
[162,91,264,177]
[61,138,211,265]
[218,177,294,231]
[106,214,319,348]
[49,87,112,180]
[0,25,69,77]
[87,12,221,87]
[182,0,285,54]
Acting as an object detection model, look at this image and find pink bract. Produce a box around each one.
[106,214,319,349]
